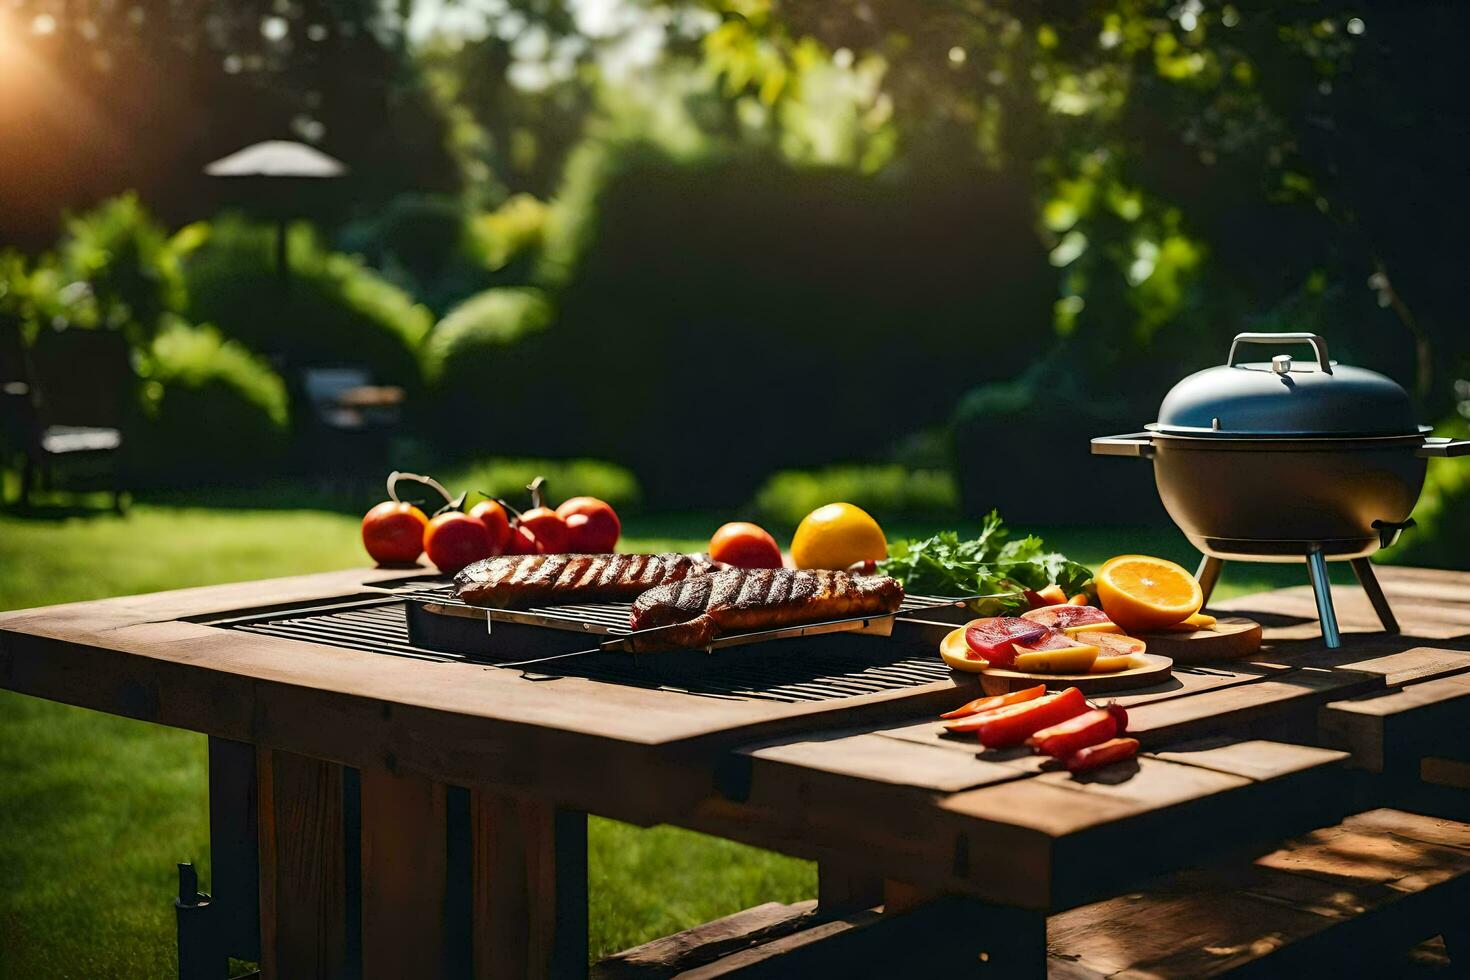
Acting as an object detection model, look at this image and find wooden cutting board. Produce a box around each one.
[1134,615,1262,664]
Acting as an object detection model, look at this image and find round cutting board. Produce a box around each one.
[941,646,1173,694]
[1134,616,1261,664]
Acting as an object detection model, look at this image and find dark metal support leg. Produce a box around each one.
[1306,549,1341,648]
[1351,558,1400,635]
[1195,555,1224,607]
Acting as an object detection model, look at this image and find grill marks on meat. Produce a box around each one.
[454,553,709,608]
[629,568,904,649]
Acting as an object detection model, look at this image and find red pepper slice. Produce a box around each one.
[970,687,1088,748]
[1066,736,1140,773]
[1028,708,1116,757]
[1027,703,1128,757]
[939,684,1047,720]
[945,690,1064,733]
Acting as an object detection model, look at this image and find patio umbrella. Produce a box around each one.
[203,140,348,287]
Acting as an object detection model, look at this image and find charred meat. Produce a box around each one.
[629,568,904,648]
[455,553,712,609]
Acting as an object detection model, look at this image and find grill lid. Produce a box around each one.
[1151,332,1419,438]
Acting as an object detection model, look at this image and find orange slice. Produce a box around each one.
[1096,555,1203,632]
[939,627,988,672]
[1158,611,1218,633]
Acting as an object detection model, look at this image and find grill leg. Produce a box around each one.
[1306,550,1341,649]
[1195,555,1225,607]
[1351,558,1400,634]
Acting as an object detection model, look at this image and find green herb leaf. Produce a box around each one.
[876,511,1093,602]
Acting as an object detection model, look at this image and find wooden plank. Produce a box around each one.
[1273,642,1470,688]
[1422,756,1470,791]
[744,730,1028,793]
[359,767,449,980]
[1048,808,1470,978]
[1147,738,1348,781]
[1318,673,1470,772]
[257,748,350,980]
[1126,666,1383,745]
[675,897,1046,979]
[1217,577,1470,641]
[208,736,261,962]
[471,793,588,980]
[591,900,820,979]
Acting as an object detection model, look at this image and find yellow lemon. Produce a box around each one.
[790,502,888,571]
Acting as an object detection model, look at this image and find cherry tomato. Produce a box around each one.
[556,496,621,553]
[505,523,539,555]
[708,522,783,569]
[361,501,428,565]
[423,512,495,574]
[518,506,569,553]
[468,500,513,552]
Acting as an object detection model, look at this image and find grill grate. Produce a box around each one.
[225,599,953,704]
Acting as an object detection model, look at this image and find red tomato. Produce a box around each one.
[556,496,621,552]
[423,512,495,574]
[708,522,783,569]
[468,500,513,552]
[361,501,428,565]
[505,524,539,555]
[518,507,569,553]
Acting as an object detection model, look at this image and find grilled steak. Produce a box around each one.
[629,568,904,649]
[455,553,712,609]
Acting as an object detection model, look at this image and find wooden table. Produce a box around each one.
[3,565,1470,978]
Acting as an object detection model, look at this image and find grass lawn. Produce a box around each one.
[0,499,1369,977]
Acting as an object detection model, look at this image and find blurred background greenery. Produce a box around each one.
[2,0,1467,537]
[3,0,1470,975]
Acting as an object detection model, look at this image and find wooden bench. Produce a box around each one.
[594,809,1470,978]
[1319,662,1470,817]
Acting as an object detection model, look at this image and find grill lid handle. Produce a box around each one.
[1227,332,1332,375]
[1091,432,1155,459]
[1418,437,1470,458]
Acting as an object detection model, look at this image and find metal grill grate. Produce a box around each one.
[224,599,953,704]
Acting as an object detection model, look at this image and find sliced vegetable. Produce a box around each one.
[1029,704,1128,757]
[1067,593,1090,606]
[1011,645,1099,674]
[945,690,1067,733]
[968,687,1089,747]
[1066,737,1140,773]
[1028,584,1069,607]
[963,618,1048,668]
[1021,604,1119,635]
[939,684,1046,719]
[940,627,981,662]
[1088,633,1145,672]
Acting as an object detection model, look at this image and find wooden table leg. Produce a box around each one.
[818,862,883,914]
[208,736,261,963]
[257,748,350,980]
[360,767,449,980]
[884,881,1046,978]
[470,792,588,980]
